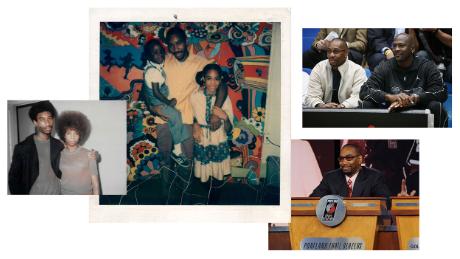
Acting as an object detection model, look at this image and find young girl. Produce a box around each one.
[57,111,100,195]
[191,64,233,183]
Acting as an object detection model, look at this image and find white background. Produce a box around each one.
[1,0,459,258]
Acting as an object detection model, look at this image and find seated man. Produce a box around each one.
[367,29,419,71]
[360,33,448,127]
[310,144,391,198]
[303,28,367,69]
[304,38,367,109]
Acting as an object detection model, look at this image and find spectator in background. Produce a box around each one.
[414,28,452,83]
[303,28,367,69]
[305,38,367,108]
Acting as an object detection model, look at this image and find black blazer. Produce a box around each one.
[367,29,395,55]
[8,134,64,194]
[310,166,391,198]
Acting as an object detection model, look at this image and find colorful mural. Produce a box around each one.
[99,22,273,183]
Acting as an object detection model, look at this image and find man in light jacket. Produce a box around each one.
[305,38,367,109]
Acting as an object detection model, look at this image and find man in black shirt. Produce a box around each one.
[359,33,447,127]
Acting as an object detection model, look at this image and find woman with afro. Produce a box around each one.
[56,111,100,195]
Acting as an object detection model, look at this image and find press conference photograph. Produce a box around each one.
[301,28,452,128]
[269,139,419,250]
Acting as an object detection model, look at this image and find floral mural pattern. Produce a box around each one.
[99,22,272,182]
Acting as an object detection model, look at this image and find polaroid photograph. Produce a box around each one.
[89,8,290,222]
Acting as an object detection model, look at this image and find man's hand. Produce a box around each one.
[315,40,328,51]
[192,123,202,143]
[386,93,414,111]
[385,49,394,60]
[151,105,169,121]
[88,149,98,161]
[397,178,417,196]
[212,106,228,120]
[317,102,341,109]
[210,114,222,131]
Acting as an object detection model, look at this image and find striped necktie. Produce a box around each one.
[347,178,353,197]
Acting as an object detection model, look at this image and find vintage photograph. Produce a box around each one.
[7,100,127,195]
[93,11,285,207]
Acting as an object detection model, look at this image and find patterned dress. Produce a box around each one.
[190,89,233,182]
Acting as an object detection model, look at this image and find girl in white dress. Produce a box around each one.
[191,64,234,183]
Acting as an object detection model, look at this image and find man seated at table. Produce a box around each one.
[304,38,367,109]
[310,144,390,198]
[310,143,415,198]
[359,33,448,127]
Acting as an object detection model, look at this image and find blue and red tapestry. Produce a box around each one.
[99,22,273,182]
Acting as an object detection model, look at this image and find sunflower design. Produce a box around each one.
[143,126,157,138]
[205,23,218,34]
[142,115,156,127]
[142,115,157,137]
[252,107,265,122]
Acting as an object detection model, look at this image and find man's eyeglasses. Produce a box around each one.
[338,155,359,162]
[327,48,346,55]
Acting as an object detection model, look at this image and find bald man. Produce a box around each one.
[360,33,448,127]
[305,38,367,108]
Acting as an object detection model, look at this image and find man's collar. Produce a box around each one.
[344,166,361,179]
[328,58,348,73]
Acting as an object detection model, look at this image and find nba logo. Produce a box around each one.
[322,199,338,221]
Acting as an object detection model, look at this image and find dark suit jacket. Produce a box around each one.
[310,166,391,198]
[367,29,395,55]
[8,134,64,194]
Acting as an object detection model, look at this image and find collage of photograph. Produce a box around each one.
[1,1,457,259]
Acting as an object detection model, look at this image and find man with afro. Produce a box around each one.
[8,101,64,194]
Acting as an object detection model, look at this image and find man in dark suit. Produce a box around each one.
[367,29,396,71]
[310,143,391,198]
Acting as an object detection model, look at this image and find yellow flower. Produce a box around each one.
[252,107,265,122]
[232,127,242,140]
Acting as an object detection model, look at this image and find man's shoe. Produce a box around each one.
[171,153,190,167]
